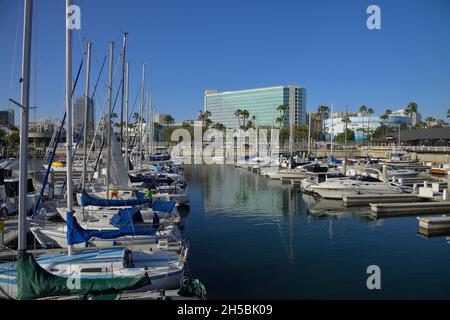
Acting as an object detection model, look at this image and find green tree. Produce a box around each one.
[5,132,20,147]
[198,111,212,127]
[425,116,435,128]
[358,105,367,140]
[276,104,289,129]
[162,115,175,125]
[317,105,330,140]
[366,107,374,142]
[405,102,419,129]
[234,109,243,127]
[212,122,226,131]
[335,129,354,144]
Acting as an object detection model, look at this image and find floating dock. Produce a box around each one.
[343,194,423,207]
[371,201,450,218]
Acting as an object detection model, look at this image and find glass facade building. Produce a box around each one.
[204,86,306,128]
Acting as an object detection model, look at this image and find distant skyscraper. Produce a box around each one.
[204,86,306,128]
[73,96,95,137]
[0,108,15,126]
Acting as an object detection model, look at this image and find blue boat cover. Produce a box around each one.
[67,212,156,245]
[149,154,170,161]
[152,200,176,213]
[81,190,152,207]
[330,155,343,164]
[111,207,144,227]
[153,166,163,173]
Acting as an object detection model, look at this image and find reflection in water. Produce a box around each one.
[182,165,450,299]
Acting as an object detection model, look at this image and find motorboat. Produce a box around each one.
[309,175,404,199]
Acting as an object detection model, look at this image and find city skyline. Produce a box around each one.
[0,0,449,125]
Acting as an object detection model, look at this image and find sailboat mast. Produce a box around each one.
[146,91,151,157]
[307,112,311,159]
[330,103,334,158]
[82,42,92,194]
[139,63,146,170]
[119,32,128,150]
[66,0,74,256]
[18,0,33,252]
[124,61,130,169]
[106,42,114,199]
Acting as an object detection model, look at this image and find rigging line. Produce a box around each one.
[8,11,21,109]
[127,85,142,123]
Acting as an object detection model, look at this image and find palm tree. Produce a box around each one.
[359,105,367,140]
[234,109,243,127]
[212,122,226,131]
[366,107,374,142]
[447,109,450,118]
[198,110,212,127]
[241,109,250,127]
[425,116,435,128]
[275,116,284,129]
[317,105,330,140]
[276,104,289,128]
[405,102,419,129]
[162,115,175,126]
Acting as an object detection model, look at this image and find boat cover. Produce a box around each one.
[330,155,343,165]
[111,207,144,227]
[152,200,176,213]
[16,250,150,300]
[81,190,151,207]
[67,213,156,245]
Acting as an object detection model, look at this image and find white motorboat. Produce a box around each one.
[309,175,404,199]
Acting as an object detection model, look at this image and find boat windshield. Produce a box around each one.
[348,175,381,182]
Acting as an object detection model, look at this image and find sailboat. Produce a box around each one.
[0,1,189,299]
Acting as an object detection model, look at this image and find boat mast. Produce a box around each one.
[82,41,92,217]
[106,42,114,199]
[307,112,311,159]
[66,0,74,256]
[119,32,128,150]
[124,61,130,169]
[18,0,33,252]
[343,105,348,174]
[146,91,151,157]
[330,103,334,159]
[139,63,146,170]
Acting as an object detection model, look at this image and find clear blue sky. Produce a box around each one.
[1,0,449,125]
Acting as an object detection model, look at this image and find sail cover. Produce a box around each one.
[16,250,150,300]
[111,207,144,227]
[152,200,176,213]
[67,212,156,245]
[81,190,151,207]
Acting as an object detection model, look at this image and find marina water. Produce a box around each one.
[182,165,450,299]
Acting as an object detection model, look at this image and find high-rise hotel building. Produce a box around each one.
[204,86,306,128]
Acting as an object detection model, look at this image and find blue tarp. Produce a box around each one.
[149,154,170,161]
[330,155,343,164]
[111,207,144,227]
[66,212,156,245]
[81,190,152,207]
[152,200,176,213]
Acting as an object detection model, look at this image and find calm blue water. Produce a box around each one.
[181,165,450,299]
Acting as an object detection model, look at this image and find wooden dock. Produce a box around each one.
[343,194,423,207]
[371,201,450,218]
